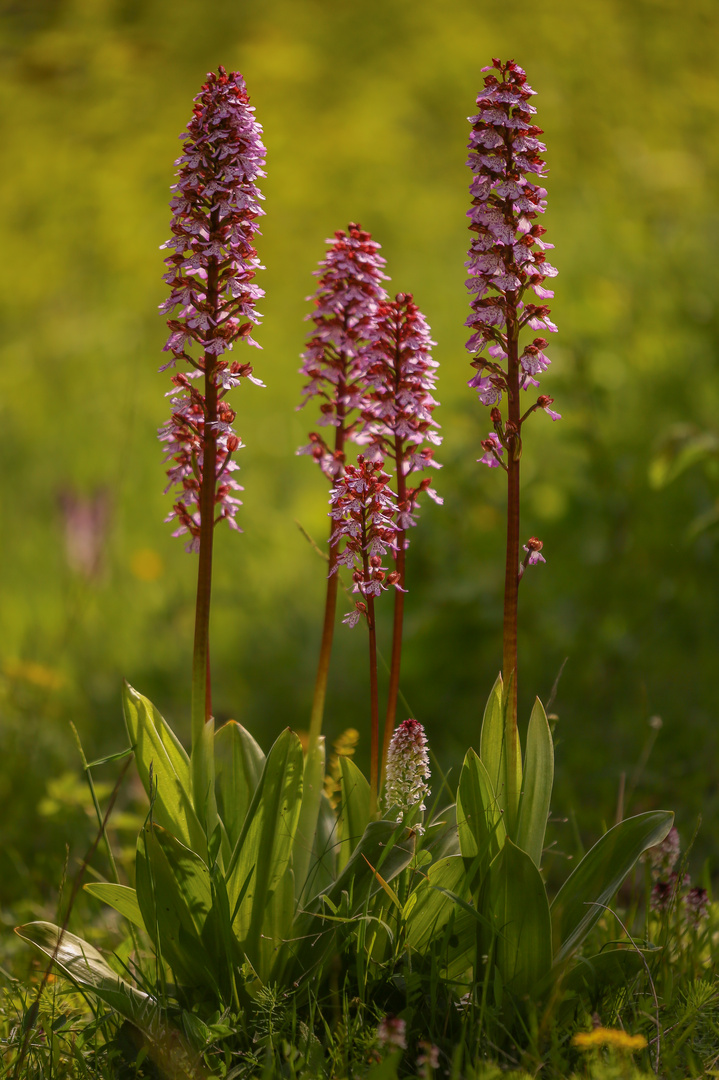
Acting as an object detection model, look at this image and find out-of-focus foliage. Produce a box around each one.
[1,0,718,894]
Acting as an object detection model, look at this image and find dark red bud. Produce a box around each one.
[526,536,543,551]
[370,555,382,568]
[490,407,502,424]
[537,395,553,408]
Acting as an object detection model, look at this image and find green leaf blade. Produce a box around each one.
[516,697,554,868]
[551,810,674,965]
[122,682,205,858]
[84,883,144,929]
[487,838,552,999]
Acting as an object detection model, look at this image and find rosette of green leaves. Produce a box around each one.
[17,683,416,1028]
[401,674,673,1011]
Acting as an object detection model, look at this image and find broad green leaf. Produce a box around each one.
[487,838,552,999]
[456,749,506,877]
[84,883,144,929]
[422,803,460,862]
[337,756,372,872]
[479,672,504,798]
[191,715,218,845]
[258,866,295,983]
[551,810,674,965]
[292,736,326,904]
[405,855,471,952]
[515,698,554,868]
[122,682,205,859]
[304,791,339,903]
[226,728,304,968]
[15,922,158,1032]
[479,673,522,830]
[215,720,265,850]
[135,822,216,990]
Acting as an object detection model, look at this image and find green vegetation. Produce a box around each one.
[1,1,718,1076]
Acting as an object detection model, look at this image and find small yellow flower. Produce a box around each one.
[572,1027,647,1052]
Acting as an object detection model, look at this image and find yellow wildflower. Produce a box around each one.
[572,1027,647,1052]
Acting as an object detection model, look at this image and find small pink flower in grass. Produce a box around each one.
[465,58,559,425]
[417,1041,440,1078]
[159,67,265,548]
[377,1016,407,1052]
[684,886,709,928]
[384,718,431,832]
[329,456,401,626]
[651,871,690,914]
[357,292,443,529]
[648,826,680,881]
[297,224,389,479]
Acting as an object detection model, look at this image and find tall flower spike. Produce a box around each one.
[465,59,558,826]
[329,456,400,623]
[358,293,443,525]
[298,225,389,754]
[384,719,431,834]
[465,58,559,461]
[297,224,389,478]
[329,455,400,800]
[159,66,266,549]
[356,292,443,772]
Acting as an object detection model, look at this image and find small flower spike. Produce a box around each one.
[684,885,710,928]
[357,293,443,532]
[465,59,559,463]
[384,718,431,832]
[159,67,266,549]
[328,456,400,626]
[298,224,389,478]
[377,1016,407,1052]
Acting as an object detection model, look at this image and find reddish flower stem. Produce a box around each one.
[502,303,521,827]
[307,396,346,751]
[366,594,380,810]
[361,507,380,808]
[382,431,406,786]
[191,254,219,744]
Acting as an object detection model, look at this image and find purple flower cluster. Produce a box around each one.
[158,67,266,549]
[465,58,560,462]
[297,225,389,478]
[357,293,443,531]
[376,1016,407,1052]
[647,827,710,929]
[328,456,401,627]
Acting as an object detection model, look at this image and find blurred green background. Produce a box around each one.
[1,0,718,907]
